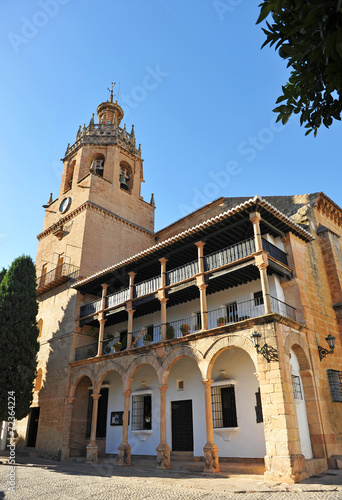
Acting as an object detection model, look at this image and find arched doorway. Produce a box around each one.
[69,376,92,457]
[290,349,313,459]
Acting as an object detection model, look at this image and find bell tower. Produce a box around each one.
[36,92,155,280]
[29,93,155,459]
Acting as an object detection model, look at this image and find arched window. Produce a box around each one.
[35,368,43,392]
[90,154,105,177]
[37,319,43,339]
[119,161,133,192]
[64,159,76,192]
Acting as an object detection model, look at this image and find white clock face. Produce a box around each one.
[59,197,71,214]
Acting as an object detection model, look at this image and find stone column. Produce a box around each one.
[97,283,109,356]
[118,390,132,466]
[250,212,272,314]
[61,396,74,461]
[126,306,135,350]
[195,241,208,330]
[159,258,168,340]
[202,379,220,473]
[156,385,170,469]
[86,393,101,463]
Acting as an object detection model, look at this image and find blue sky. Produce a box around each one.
[1,0,341,270]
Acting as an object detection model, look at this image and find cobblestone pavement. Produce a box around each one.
[1,459,342,500]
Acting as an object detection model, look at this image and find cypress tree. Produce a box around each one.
[0,256,39,420]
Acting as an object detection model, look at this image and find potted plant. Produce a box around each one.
[166,323,174,340]
[144,329,153,344]
[112,341,122,352]
[180,323,190,336]
[217,317,227,327]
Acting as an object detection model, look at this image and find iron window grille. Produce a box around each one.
[211,384,238,428]
[132,394,152,430]
[292,374,303,400]
[327,369,342,402]
[255,388,263,423]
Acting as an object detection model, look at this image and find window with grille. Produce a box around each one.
[292,374,303,400]
[132,394,152,430]
[327,369,342,402]
[254,291,264,306]
[211,384,237,428]
[255,388,263,423]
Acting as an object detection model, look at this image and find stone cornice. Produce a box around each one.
[315,192,342,227]
[37,201,153,241]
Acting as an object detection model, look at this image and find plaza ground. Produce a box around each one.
[1,452,342,499]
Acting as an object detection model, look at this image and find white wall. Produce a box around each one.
[105,371,124,454]
[211,348,266,458]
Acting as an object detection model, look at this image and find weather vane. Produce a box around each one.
[107,82,116,98]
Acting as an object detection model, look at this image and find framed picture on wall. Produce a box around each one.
[110,411,129,426]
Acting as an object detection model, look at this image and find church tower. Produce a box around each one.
[24,92,155,457]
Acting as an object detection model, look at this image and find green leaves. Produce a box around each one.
[258,0,342,135]
[0,256,39,420]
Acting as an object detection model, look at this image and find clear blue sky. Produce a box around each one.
[1,0,341,270]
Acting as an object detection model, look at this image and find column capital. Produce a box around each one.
[159,384,168,393]
[201,379,213,388]
[197,281,208,291]
[128,271,136,278]
[254,252,269,269]
[101,283,109,291]
[99,318,107,325]
[195,240,205,250]
[249,211,261,224]
[159,297,169,305]
[66,397,75,405]
[91,393,101,401]
[123,390,132,398]
[127,308,135,316]
[159,257,168,265]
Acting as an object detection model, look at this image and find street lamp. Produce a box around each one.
[251,331,278,363]
[318,334,336,361]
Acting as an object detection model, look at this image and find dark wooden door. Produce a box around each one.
[27,407,40,447]
[171,400,193,451]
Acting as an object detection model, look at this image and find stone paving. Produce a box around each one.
[1,456,342,500]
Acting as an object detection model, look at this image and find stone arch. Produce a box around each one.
[287,342,323,458]
[119,160,133,192]
[205,334,257,379]
[161,345,206,385]
[68,366,96,398]
[284,331,311,370]
[125,354,162,389]
[93,360,126,393]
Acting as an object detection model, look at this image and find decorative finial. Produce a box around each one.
[107,82,116,102]
[150,193,155,207]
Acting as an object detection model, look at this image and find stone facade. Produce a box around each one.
[15,96,342,484]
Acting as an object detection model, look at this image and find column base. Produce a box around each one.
[118,442,131,466]
[60,447,70,461]
[264,454,306,483]
[203,443,220,473]
[156,442,170,470]
[86,444,98,463]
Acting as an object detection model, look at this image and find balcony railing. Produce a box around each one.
[167,261,199,286]
[106,288,129,309]
[262,238,288,266]
[74,296,297,361]
[136,276,161,298]
[78,237,288,319]
[205,238,255,271]
[37,263,79,293]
